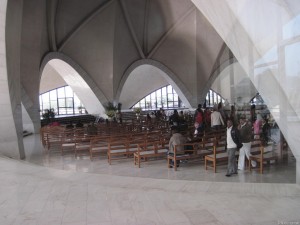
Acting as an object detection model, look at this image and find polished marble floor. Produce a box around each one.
[24,134,296,184]
[0,134,298,225]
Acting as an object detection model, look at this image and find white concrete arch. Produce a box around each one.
[192,0,300,183]
[116,59,193,109]
[210,61,257,106]
[40,52,107,116]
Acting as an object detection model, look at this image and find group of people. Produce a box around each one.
[225,115,257,177]
[193,103,224,136]
[167,103,271,176]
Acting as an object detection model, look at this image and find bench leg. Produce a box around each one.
[138,157,141,168]
[260,160,263,174]
[205,159,207,170]
[174,159,177,171]
[167,157,171,168]
[107,154,111,165]
[213,160,216,173]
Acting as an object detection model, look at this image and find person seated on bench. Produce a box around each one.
[168,126,186,168]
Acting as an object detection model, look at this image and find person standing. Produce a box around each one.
[169,109,180,127]
[253,113,262,139]
[194,105,204,132]
[226,119,242,177]
[211,107,224,130]
[238,116,257,170]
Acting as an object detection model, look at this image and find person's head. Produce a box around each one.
[218,102,223,109]
[174,109,178,115]
[227,119,233,128]
[239,115,246,124]
[198,104,202,109]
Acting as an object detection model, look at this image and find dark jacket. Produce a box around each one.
[229,126,243,149]
[239,123,252,143]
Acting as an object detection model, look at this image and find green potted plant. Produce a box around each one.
[104,102,117,120]
[42,108,56,124]
[133,107,142,120]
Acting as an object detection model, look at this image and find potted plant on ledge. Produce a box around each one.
[42,108,56,125]
[133,107,142,120]
[104,102,117,121]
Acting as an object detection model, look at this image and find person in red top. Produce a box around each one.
[203,107,211,129]
[194,104,204,132]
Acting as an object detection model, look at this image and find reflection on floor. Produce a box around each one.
[24,134,296,184]
[0,134,298,225]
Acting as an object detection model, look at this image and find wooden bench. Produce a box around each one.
[134,141,168,168]
[75,135,95,157]
[107,137,133,165]
[61,130,76,155]
[239,140,262,168]
[89,136,109,160]
[167,141,211,171]
[249,141,278,174]
[46,129,64,152]
[204,142,235,173]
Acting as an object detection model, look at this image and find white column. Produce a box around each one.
[0,0,25,159]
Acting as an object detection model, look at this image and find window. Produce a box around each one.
[205,90,225,107]
[39,86,85,117]
[132,85,184,109]
[132,85,225,109]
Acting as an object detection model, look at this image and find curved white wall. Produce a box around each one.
[44,59,105,116]
[192,0,300,183]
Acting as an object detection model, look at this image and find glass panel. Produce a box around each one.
[283,14,300,40]
[168,94,174,101]
[167,85,173,93]
[57,87,65,98]
[156,89,161,97]
[254,46,277,66]
[161,87,167,95]
[285,42,300,77]
[43,103,50,111]
[66,108,74,114]
[42,92,49,103]
[49,90,57,100]
[174,93,178,99]
[65,86,73,97]
[59,108,67,115]
[66,98,74,108]
[58,98,65,107]
[50,100,57,109]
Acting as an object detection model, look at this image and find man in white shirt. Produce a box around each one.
[226,119,242,177]
[211,108,224,130]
